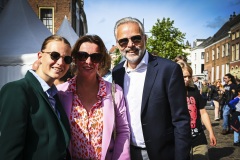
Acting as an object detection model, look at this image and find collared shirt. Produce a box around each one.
[123,51,148,148]
[67,76,107,159]
[29,70,58,108]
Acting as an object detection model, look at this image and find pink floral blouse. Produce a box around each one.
[67,76,107,160]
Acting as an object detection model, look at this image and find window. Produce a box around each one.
[206,52,209,62]
[212,49,215,60]
[232,45,235,61]
[217,47,219,59]
[194,64,196,75]
[236,30,239,38]
[236,43,239,60]
[221,65,225,80]
[216,66,219,80]
[222,44,225,57]
[232,33,235,40]
[201,64,204,73]
[201,52,204,59]
[39,7,54,33]
[226,43,229,56]
[226,63,230,74]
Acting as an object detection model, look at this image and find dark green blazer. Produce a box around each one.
[0,71,70,160]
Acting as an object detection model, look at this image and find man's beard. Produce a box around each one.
[121,46,145,64]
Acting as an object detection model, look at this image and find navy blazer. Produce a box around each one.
[112,53,191,160]
[0,71,70,160]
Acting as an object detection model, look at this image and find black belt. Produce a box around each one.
[130,145,147,150]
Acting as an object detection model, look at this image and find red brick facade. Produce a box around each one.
[229,23,240,77]
[204,38,231,82]
[28,0,71,34]
[204,13,240,82]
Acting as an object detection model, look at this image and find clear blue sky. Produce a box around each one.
[84,0,240,50]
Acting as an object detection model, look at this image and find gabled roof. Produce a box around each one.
[56,16,79,47]
[198,37,212,48]
[109,45,117,53]
[0,0,51,65]
[205,12,240,46]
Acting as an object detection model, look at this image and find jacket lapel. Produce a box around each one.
[112,62,125,89]
[141,54,158,114]
[25,71,70,145]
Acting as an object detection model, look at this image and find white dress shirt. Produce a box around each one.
[123,52,148,148]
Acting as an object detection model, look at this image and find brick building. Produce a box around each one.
[204,12,240,83]
[28,0,87,36]
[0,0,87,36]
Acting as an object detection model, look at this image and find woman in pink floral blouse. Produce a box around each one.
[57,35,130,160]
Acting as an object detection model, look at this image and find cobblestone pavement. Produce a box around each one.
[205,107,240,160]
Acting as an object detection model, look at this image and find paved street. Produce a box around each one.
[205,105,240,160]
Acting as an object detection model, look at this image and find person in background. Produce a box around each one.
[112,17,191,160]
[193,76,202,94]
[209,80,223,121]
[221,73,238,135]
[98,51,112,83]
[177,61,217,160]
[0,35,72,160]
[201,80,209,103]
[215,79,224,119]
[174,55,187,63]
[228,86,240,146]
[209,82,215,108]
[32,59,41,70]
[236,77,240,87]
[57,35,130,160]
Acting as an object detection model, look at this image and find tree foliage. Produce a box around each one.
[113,48,122,66]
[146,18,189,60]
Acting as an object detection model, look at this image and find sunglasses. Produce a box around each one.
[42,51,72,64]
[76,51,103,63]
[117,35,142,47]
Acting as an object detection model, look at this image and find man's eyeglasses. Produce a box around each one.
[41,51,72,64]
[76,51,103,63]
[117,35,142,47]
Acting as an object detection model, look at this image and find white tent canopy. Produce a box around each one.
[0,0,51,88]
[56,15,79,47]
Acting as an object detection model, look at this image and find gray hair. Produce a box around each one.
[114,17,145,40]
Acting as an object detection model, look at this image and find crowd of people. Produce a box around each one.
[0,16,239,160]
[191,73,240,148]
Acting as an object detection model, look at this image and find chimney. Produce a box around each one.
[233,11,236,18]
[229,14,232,21]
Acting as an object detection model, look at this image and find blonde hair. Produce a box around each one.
[214,80,223,88]
[177,61,195,88]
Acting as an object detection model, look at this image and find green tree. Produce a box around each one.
[113,48,122,66]
[146,18,189,60]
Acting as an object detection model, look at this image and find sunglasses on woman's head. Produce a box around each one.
[41,51,72,64]
[76,51,103,63]
[117,35,142,47]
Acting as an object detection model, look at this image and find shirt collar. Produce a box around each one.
[68,75,107,98]
[124,50,149,73]
[29,69,57,96]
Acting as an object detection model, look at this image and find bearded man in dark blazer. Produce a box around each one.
[112,17,192,160]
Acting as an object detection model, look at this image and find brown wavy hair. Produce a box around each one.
[71,35,108,75]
